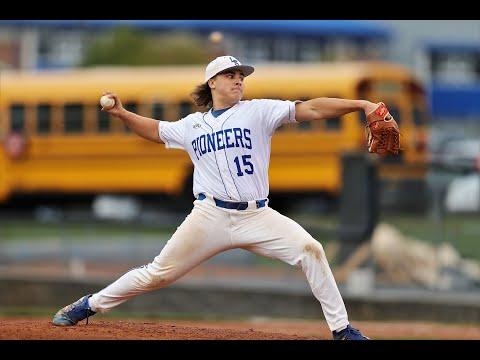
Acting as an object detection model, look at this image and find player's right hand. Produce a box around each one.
[101,91,124,116]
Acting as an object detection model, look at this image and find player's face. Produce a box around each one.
[211,70,245,104]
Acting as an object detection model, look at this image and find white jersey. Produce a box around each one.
[158,99,297,201]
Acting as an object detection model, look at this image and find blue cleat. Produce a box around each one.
[52,294,96,326]
[332,324,370,340]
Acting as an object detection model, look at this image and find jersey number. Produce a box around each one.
[234,155,254,177]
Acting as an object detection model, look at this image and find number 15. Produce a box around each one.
[234,155,254,176]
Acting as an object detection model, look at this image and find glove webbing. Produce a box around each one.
[364,120,402,154]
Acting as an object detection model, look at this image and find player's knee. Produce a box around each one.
[303,240,325,262]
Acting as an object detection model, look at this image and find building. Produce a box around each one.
[373,20,480,124]
[0,20,391,70]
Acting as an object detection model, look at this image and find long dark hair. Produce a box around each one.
[190,82,212,109]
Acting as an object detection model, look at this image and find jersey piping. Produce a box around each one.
[201,113,232,200]
[221,115,243,200]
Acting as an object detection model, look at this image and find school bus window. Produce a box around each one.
[373,81,403,94]
[97,107,110,133]
[179,101,193,119]
[297,120,312,131]
[37,104,51,134]
[192,104,204,113]
[388,105,401,126]
[280,123,296,132]
[152,102,164,120]
[361,105,401,126]
[359,110,367,126]
[64,103,84,133]
[293,97,312,131]
[124,102,137,113]
[412,106,427,126]
[325,117,341,130]
[10,104,25,132]
[123,102,137,132]
[357,80,371,99]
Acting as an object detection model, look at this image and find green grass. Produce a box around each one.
[379,213,480,261]
[1,212,480,261]
[0,219,177,241]
[289,212,480,262]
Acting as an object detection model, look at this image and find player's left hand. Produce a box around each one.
[364,102,400,155]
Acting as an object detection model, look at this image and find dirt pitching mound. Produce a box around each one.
[0,318,322,340]
[1,317,479,340]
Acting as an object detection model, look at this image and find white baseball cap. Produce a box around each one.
[204,55,255,82]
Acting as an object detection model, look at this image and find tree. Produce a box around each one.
[82,27,209,67]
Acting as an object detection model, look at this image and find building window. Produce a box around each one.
[298,39,324,62]
[245,37,274,63]
[38,30,84,68]
[431,52,479,84]
[273,37,297,62]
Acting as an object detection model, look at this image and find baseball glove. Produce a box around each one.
[365,102,400,155]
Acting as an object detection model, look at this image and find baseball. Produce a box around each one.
[100,95,115,109]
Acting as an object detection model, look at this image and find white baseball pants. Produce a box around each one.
[89,195,349,331]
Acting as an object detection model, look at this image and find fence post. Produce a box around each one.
[336,153,379,265]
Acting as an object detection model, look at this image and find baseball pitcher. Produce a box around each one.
[52,56,400,340]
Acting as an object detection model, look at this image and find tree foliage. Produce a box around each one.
[82,27,209,66]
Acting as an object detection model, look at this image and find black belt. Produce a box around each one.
[197,193,266,210]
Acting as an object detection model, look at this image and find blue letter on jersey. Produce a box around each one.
[216,130,225,150]
[192,139,199,160]
[243,129,252,149]
[206,133,216,153]
[199,134,207,155]
[191,128,252,159]
[224,128,235,148]
[233,128,245,148]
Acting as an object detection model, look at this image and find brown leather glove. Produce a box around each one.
[365,102,400,155]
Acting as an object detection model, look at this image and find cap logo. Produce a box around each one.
[229,57,240,66]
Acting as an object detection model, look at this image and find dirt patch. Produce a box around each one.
[1,317,479,340]
[304,244,323,261]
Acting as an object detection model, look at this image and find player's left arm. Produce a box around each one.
[295,97,378,122]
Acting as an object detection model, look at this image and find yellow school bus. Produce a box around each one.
[0,61,429,207]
